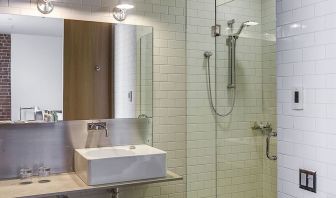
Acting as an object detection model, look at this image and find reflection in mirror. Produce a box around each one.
[137,31,153,119]
[114,24,153,119]
[0,14,63,123]
[63,20,153,121]
[0,14,153,123]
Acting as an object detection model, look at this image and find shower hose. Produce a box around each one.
[205,52,236,117]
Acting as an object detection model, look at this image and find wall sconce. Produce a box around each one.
[37,0,54,14]
[113,0,134,21]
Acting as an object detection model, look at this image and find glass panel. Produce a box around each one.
[215,0,276,198]
[137,32,153,119]
[186,1,217,197]
[186,0,276,197]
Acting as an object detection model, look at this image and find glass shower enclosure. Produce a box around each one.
[187,0,277,197]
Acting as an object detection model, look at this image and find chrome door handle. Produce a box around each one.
[266,132,277,160]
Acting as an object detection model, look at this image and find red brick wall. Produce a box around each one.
[0,34,11,121]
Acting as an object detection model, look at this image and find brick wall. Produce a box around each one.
[0,34,11,121]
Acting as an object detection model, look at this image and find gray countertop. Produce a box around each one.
[0,171,182,198]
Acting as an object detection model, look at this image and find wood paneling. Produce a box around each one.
[63,20,113,121]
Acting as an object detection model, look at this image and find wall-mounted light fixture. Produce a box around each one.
[113,0,135,21]
[37,0,54,14]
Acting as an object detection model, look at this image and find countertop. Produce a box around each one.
[0,171,182,198]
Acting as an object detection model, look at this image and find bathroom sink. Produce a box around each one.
[74,145,166,185]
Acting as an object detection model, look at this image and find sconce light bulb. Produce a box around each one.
[37,0,54,14]
[113,0,134,21]
[113,8,127,22]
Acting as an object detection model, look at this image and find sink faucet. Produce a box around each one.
[88,122,108,137]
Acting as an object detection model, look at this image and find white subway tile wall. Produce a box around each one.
[186,0,216,197]
[277,0,336,197]
[0,0,186,198]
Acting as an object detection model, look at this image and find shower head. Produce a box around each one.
[243,21,259,26]
[234,21,259,37]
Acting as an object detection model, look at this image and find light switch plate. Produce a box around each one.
[292,87,304,110]
[299,169,316,193]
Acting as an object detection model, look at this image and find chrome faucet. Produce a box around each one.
[88,122,108,137]
[251,121,272,133]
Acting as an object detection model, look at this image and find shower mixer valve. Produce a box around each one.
[251,121,272,133]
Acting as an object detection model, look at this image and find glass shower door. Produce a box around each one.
[215,0,277,197]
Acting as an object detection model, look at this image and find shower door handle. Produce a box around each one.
[266,132,277,160]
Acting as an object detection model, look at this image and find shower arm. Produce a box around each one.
[234,23,246,37]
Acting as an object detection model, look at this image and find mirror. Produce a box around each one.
[0,14,153,123]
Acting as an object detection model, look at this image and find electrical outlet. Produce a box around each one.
[299,169,316,193]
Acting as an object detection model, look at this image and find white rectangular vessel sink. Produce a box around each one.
[75,145,166,185]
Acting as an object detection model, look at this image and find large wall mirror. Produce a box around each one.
[0,14,153,123]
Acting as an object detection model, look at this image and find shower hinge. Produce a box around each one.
[211,25,221,37]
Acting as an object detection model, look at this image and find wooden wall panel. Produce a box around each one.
[63,20,113,121]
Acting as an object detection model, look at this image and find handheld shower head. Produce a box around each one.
[234,21,259,37]
[243,21,259,26]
